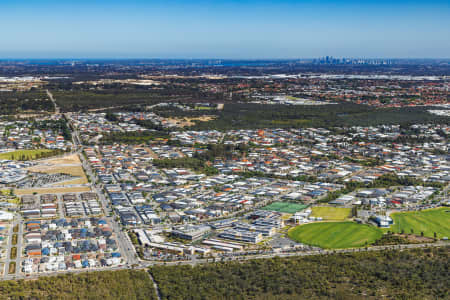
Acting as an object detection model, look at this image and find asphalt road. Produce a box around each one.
[2,221,14,278]
[14,218,23,275]
[1,217,23,280]
[71,124,138,266]
[4,241,447,281]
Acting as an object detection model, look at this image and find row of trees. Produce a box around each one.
[9,149,65,161]
[372,231,435,246]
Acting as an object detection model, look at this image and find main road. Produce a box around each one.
[68,115,138,266]
[3,241,447,281]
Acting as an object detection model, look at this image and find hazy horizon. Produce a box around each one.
[1,57,450,60]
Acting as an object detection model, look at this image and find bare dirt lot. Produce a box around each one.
[26,153,88,185]
[38,153,81,165]
[165,115,216,127]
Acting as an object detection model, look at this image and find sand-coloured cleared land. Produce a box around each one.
[37,153,81,165]
[165,115,216,127]
[26,153,88,185]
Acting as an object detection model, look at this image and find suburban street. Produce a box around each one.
[2,221,14,278]
[71,121,138,266]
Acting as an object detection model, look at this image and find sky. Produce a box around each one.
[0,0,449,59]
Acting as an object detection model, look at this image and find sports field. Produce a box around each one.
[311,206,351,220]
[0,149,54,160]
[288,222,382,249]
[389,207,450,238]
[262,202,308,214]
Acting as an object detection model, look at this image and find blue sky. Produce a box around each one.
[1,0,449,58]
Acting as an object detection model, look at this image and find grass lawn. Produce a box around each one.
[10,247,17,260]
[8,262,15,274]
[7,198,20,205]
[0,149,54,160]
[286,96,299,100]
[195,106,215,110]
[0,189,11,196]
[388,207,450,239]
[12,234,17,246]
[289,222,382,249]
[262,202,308,214]
[311,206,352,221]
